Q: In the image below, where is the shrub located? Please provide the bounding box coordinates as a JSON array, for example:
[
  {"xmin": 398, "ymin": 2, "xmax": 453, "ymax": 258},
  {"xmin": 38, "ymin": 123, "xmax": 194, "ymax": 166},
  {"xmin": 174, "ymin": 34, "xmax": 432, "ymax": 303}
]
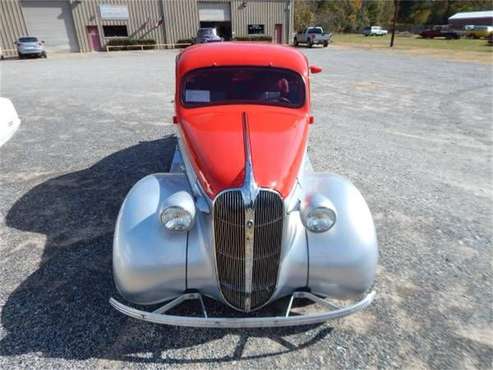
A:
[
  {"xmin": 176, "ymin": 39, "xmax": 193, "ymax": 48},
  {"xmin": 234, "ymin": 36, "xmax": 273, "ymax": 42}
]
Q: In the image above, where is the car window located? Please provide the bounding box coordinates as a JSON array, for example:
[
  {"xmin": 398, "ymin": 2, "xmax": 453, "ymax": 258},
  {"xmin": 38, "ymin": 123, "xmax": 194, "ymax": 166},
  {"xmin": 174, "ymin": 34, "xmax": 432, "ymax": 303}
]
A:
[
  {"xmin": 182, "ymin": 67, "xmax": 305, "ymax": 108},
  {"xmin": 198, "ymin": 28, "xmax": 214, "ymax": 35},
  {"xmin": 308, "ymin": 28, "xmax": 322, "ymax": 34},
  {"xmin": 19, "ymin": 37, "xmax": 38, "ymax": 42}
]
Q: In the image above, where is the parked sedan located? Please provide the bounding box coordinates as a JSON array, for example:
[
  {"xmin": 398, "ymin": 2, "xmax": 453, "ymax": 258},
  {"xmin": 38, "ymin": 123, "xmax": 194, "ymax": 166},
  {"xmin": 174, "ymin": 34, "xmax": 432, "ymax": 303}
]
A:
[
  {"xmin": 193, "ymin": 28, "xmax": 223, "ymax": 44},
  {"xmin": 15, "ymin": 36, "xmax": 47, "ymax": 59}
]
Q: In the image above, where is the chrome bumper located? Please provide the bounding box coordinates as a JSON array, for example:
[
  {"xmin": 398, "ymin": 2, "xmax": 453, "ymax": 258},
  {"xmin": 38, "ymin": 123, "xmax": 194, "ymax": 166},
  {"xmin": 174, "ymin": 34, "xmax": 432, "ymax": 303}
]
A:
[{"xmin": 109, "ymin": 290, "xmax": 375, "ymax": 328}]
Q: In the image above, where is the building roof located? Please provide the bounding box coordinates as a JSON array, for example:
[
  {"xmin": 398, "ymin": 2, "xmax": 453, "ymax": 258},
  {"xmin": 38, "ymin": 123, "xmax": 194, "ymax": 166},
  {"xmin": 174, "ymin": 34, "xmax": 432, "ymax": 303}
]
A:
[
  {"xmin": 176, "ymin": 42, "xmax": 309, "ymax": 77},
  {"xmin": 449, "ymin": 10, "xmax": 493, "ymax": 20}
]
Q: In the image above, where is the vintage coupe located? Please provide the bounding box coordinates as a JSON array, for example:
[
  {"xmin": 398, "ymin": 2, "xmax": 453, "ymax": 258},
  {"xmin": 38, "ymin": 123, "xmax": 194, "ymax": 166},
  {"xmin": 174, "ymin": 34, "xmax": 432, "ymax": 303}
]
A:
[{"xmin": 110, "ymin": 43, "xmax": 378, "ymax": 327}]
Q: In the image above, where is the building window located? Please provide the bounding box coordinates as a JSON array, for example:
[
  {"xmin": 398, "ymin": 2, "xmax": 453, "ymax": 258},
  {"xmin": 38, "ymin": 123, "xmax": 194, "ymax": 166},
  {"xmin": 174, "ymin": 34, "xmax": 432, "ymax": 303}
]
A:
[
  {"xmin": 248, "ymin": 24, "xmax": 265, "ymax": 34},
  {"xmin": 102, "ymin": 25, "xmax": 128, "ymax": 38}
]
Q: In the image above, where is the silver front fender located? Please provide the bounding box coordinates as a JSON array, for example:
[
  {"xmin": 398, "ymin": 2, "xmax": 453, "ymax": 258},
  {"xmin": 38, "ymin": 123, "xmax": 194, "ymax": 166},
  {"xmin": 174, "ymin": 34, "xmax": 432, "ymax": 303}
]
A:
[
  {"xmin": 113, "ymin": 173, "xmax": 191, "ymax": 305},
  {"xmin": 302, "ymin": 173, "xmax": 378, "ymax": 298}
]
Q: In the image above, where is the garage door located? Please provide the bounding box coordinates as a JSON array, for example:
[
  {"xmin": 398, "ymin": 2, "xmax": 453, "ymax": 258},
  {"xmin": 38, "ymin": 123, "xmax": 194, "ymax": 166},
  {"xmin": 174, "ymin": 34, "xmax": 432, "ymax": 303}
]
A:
[
  {"xmin": 22, "ymin": 0, "xmax": 79, "ymax": 52},
  {"xmin": 198, "ymin": 2, "xmax": 231, "ymax": 21}
]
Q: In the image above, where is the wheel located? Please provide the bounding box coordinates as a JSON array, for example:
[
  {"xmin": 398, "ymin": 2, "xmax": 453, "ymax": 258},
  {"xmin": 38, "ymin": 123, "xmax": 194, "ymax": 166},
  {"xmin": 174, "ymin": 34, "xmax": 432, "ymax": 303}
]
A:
[
  {"xmin": 42, "ymin": 51, "xmax": 47, "ymax": 58},
  {"xmin": 18, "ymin": 53, "xmax": 24, "ymax": 59},
  {"xmin": 294, "ymin": 38, "xmax": 299, "ymax": 47},
  {"xmin": 308, "ymin": 40, "xmax": 313, "ymax": 48},
  {"xmin": 323, "ymin": 41, "xmax": 328, "ymax": 47}
]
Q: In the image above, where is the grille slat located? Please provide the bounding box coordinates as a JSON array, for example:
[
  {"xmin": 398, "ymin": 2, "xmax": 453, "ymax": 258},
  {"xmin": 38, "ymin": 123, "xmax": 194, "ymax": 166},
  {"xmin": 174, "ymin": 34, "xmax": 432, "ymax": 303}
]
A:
[{"xmin": 214, "ymin": 189, "xmax": 283, "ymax": 311}]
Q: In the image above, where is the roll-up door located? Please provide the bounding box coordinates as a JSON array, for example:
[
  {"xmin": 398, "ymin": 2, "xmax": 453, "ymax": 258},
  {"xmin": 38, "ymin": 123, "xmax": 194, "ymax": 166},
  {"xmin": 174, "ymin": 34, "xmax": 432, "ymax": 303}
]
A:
[
  {"xmin": 198, "ymin": 2, "xmax": 231, "ymax": 22},
  {"xmin": 22, "ymin": 0, "xmax": 79, "ymax": 52}
]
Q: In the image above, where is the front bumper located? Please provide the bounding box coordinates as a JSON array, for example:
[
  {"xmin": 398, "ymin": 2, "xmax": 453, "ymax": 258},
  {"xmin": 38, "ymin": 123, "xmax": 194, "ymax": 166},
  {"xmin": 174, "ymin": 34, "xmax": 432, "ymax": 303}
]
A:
[
  {"xmin": 18, "ymin": 48, "xmax": 44, "ymax": 55},
  {"xmin": 109, "ymin": 290, "xmax": 375, "ymax": 328}
]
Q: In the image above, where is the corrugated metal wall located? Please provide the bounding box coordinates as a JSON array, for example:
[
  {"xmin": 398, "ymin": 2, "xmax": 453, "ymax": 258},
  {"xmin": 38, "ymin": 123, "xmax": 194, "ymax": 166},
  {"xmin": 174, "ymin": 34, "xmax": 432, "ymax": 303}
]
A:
[
  {"xmin": 0, "ymin": 0, "xmax": 28, "ymax": 57},
  {"xmin": 162, "ymin": 0, "xmax": 199, "ymax": 44},
  {"xmin": 0, "ymin": 0, "xmax": 293, "ymax": 56},
  {"xmin": 72, "ymin": 0, "xmax": 166, "ymax": 52},
  {"xmin": 231, "ymin": 0, "xmax": 291, "ymax": 43}
]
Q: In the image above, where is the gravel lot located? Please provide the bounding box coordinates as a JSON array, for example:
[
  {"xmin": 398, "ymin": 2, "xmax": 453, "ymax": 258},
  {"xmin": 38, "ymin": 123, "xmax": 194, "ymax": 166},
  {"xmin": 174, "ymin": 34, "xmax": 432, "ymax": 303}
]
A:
[{"xmin": 0, "ymin": 47, "xmax": 492, "ymax": 369}]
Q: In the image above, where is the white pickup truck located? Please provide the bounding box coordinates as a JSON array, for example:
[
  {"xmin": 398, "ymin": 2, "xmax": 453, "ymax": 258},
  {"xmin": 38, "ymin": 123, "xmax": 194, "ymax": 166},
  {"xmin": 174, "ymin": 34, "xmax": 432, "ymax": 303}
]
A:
[
  {"xmin": 362, "ymin": 26, "xmax": 388, "ymax": 36},
  {"xmin": 294, "ymin": 27, "xmax": 332, "ymax": 47}
]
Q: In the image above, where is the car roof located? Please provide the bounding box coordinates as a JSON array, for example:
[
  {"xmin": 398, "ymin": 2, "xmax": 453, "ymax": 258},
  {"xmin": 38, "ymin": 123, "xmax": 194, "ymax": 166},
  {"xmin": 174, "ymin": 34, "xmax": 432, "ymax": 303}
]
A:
[{"xmin": 176, "ymin": 42, "xmax": 309, "ymax": 77}]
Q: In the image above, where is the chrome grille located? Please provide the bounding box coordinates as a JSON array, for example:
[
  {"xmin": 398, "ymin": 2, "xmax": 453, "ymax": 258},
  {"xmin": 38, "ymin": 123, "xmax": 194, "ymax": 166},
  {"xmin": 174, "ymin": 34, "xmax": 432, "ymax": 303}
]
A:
[
  {"xmin": 214, "ymin": 190, "xmax": 245, "ymax": 309},
  {"xmin": 214, "ymin": 189, "xmax": 283, "ymax": 311},
  {"xmin": 251, "ymin": 191, "xmax": 283, "ymax": 309}
]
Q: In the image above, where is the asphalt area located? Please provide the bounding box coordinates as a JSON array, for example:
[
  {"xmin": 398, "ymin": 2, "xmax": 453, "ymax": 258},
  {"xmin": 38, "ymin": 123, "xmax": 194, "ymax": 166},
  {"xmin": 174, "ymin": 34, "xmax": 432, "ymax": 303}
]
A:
[{"xmin": 0, "ymin": 47, "xmax": 492, "ymax": 369}]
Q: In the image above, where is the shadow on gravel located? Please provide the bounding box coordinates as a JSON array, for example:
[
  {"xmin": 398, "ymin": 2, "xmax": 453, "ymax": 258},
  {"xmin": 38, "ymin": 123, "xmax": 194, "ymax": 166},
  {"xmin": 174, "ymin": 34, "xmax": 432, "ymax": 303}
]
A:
[{"xmin": 1, "ymin": 136, "xmax": 331, "ymax": 363}]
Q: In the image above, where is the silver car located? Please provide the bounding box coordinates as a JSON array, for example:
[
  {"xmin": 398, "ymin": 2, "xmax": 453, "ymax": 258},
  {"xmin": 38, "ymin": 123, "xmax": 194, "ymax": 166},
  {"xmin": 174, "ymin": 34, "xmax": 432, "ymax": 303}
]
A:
[
  {"xmin": 15, "ymin": 36, "xmax": 47, "ymax": 59},
  {"xmin": 193, "ymin": 28, "xmax": 223, "ymax": 44}
]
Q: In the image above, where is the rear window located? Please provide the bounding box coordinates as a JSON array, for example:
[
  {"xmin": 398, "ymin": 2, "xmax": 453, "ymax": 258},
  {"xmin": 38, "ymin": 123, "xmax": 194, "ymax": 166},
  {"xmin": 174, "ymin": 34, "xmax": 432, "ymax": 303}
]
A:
[
  {"xmin": 182, "ymin": 67, "xmax": 305, "ymax": 108},
  {"xmin": 308, "ymin": 28, "xmax": 322, "ymax": 34},
  {"xmin": 19, "ymin": 37, "xmax": 38, "ymax": 42},
  {"xmin": 198, "ymin": 28, "xmax": 215, "ymax": 36}
]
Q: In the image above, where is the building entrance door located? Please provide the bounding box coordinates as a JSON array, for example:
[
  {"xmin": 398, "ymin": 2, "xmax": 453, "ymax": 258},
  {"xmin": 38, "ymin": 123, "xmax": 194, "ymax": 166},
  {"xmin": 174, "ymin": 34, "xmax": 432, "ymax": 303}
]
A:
[
  {"xmin": 274, "ymin": 24, "xmax": 283, "ymax": 44},
  {"xmin": 86, "ymin": 26, "xmax": 101, "ymax": 51}
]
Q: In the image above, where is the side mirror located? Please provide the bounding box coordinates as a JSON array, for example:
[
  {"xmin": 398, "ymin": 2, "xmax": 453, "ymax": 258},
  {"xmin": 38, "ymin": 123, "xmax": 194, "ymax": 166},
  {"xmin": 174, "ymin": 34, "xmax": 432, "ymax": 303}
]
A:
[
  {"xmin": 42, "ymin": 41, "xmax": 45, "ymax": 44},
  {"xmin": 310, "ymin": 65, "xmax": 322, "ymax": 74}
]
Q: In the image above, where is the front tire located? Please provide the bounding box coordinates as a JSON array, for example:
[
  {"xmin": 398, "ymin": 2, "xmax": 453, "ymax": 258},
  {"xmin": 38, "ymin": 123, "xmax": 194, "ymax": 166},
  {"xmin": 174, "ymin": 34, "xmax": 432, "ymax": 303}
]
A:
[
  {"xmin": 323, "ymin": 41, "xmax": 328, "ymax": 47},
  {"xmin": 42, "ymin": 51, "xmax": 47, "ymax": 58},
  {"xmin": 294, "ymin": 38, "xmax": 299, "ymax": 47},
  {"xmin": 308, "ymin": 40, "xmax": 313, "ymax": 48}
]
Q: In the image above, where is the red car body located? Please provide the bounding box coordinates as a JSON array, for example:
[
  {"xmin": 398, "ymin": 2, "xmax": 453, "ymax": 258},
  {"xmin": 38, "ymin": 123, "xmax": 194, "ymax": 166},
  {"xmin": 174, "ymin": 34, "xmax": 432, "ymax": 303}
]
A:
[{"xmin": 175, "ymin": 43, "xmax": 312, "ymax": 198}]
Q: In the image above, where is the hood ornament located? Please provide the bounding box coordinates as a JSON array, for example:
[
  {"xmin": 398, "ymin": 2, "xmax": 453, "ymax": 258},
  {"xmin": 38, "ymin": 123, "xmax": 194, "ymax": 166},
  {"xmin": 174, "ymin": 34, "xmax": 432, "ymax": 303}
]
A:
[
  {"xmin": 241, "ymin": 112, "xmax": 259, "ymax": 207},
  {"xmin": 241, "ymin": 112, "xmax": 258, "ymax": 312}
]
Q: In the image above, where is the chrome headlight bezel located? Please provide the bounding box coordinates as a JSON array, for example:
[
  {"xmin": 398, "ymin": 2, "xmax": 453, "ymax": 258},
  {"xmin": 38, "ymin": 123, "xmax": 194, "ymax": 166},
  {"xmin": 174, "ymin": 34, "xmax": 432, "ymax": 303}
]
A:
[
  {"xmin": 160, "ymin": 191, "xmax": 196, "ymax": 232},
  {"xmin": 160, "ymin": 206, "xmax": 193, "ymax": 232},
  {"xmin": 300, "ymin": 194, "xmax": 337, "ymax": 233}
]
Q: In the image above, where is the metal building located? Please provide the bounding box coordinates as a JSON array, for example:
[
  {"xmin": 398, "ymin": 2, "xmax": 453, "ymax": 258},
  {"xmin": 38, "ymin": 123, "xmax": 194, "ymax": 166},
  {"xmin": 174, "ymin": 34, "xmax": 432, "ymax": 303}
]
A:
[
  {"xmin": 0, "ymin": 0, "xmax": 293, "ymax": 57},
  {"xmin": 448, "ymin": 10, "xmax": 493, "ymax": 29}
]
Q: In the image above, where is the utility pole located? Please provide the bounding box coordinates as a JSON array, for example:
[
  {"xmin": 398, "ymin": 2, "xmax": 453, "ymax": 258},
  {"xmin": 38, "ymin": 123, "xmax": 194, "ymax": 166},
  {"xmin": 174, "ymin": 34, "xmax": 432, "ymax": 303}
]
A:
[{"xmin": 390, "ymin": 0, "xmax": 399, "ymax": 47}]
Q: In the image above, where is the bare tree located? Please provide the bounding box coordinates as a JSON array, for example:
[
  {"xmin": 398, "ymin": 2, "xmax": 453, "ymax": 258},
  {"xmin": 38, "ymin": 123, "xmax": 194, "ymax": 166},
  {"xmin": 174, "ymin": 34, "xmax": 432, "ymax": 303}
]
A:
[{"xmin": 390, "ymin": 0, "xmax": 399, "ymax": 47}]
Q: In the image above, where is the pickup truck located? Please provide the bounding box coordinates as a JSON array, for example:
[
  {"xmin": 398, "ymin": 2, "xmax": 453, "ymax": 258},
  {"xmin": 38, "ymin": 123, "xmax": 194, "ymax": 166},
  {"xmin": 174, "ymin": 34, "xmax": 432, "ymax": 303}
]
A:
[
  {"xmin": 362, "ymin": 26, "xmax": 388, "ymax": 36},
  {"xmin": 294, "ymin": 27, "xmax": 332, "ymax": 47},
  {"xmin": 420, "ymin": 25, "xmax": 460, "ymax": 39}
]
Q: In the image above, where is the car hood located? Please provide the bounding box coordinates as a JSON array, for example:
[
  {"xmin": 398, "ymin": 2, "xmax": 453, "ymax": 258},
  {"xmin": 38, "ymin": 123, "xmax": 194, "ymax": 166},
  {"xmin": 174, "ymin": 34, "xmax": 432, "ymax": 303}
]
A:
[{"xmin": 179, "ymin": 106, "xmax": 309, "ymax": 199}]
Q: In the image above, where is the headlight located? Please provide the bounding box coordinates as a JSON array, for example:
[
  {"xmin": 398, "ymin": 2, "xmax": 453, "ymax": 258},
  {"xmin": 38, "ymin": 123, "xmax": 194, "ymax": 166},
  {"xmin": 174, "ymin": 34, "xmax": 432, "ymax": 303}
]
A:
[
  {"xmin": 302, "ymin": 206, "xmax": 336, "ymax": 233},
  {"xmin": 300, "ymin": 194, "xmax": 336, "ymax": 233},
  {"xmin": 160, "ymin": 206, "xmax": 193, "ymax": 232}
]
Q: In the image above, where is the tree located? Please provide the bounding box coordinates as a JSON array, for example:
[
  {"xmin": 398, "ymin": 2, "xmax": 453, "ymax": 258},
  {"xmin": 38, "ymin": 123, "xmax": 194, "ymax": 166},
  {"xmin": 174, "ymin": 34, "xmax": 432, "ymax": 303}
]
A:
[
  {"xmin": 390, "ymin": 0, "xmax": 399, "ymax": 47},
  {"xmin": 294, "ymin": 0, "xmax": 315, "ymax": 31}
]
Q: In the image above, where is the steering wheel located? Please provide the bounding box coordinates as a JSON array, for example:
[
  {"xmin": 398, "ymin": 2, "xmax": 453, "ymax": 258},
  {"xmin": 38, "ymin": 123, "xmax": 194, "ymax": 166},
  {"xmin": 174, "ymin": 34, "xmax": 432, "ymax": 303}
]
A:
[{"xmin": 264, "ymin": 96, "xmax": 291, "ymax": 104}]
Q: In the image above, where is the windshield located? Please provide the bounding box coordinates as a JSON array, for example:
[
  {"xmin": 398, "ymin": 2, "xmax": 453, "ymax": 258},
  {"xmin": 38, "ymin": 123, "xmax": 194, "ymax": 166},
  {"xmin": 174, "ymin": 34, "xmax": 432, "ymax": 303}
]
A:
[
  {"xmin": 19, "ymin": 37, "xmax": 38, "ymax": 43},
  {"xmin": 182, "ymin": 67, "xmax": 305, "ymax": 108},
  {"xmin": 198, "ymin": 28, "xmax": 215, "ymax": 36},
  {"xmin": 308, "ymin": 28, "xmax": 322, "ymax": 34}
]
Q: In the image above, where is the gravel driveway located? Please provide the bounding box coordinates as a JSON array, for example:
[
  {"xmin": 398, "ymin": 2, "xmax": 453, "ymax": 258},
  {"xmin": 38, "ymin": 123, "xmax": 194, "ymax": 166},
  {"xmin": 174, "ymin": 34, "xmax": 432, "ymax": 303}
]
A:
[{"xmin": 0, "ymin": 47, "xmax": 492, "ymax": 369}]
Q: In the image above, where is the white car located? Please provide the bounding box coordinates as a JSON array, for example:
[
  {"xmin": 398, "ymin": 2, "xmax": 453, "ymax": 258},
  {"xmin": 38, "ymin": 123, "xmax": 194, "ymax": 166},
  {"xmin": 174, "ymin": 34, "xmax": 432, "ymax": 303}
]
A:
[
  {"xmin": 363, "ymin": 26, "xmax": 388, "ymax": 36},
  {"xmin": 15, "ymin": 36, "xmax": 47, "ymax": 59},
  {"xmin": 0, "ymin": 98, "xmax": 21, "ymax": 147}
]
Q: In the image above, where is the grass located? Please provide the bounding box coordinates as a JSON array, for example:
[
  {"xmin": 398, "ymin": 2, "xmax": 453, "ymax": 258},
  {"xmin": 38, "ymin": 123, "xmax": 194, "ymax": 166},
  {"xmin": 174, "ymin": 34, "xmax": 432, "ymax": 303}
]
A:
[{"xmin": 332, "ymin": 33, "xmax": 493, "ymax": 63}]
